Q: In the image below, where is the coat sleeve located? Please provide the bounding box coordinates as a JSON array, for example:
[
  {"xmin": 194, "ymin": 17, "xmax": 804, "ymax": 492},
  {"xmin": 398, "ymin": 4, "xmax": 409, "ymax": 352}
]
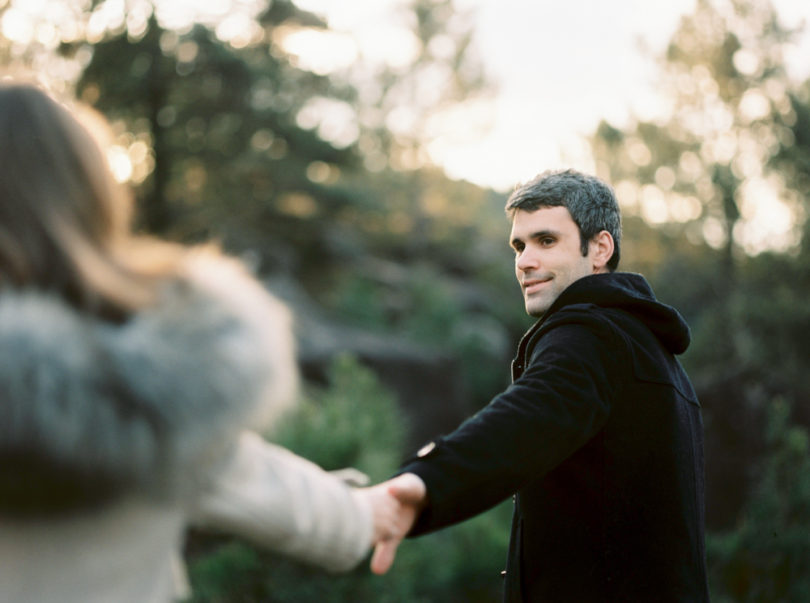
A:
[
  {"xmin": 189, "ymin": 431, "xmax": 373, "ymax": 573},
  {"xmin": 400, "ymin": 313, "xmax": 623, "ymax": 535}
]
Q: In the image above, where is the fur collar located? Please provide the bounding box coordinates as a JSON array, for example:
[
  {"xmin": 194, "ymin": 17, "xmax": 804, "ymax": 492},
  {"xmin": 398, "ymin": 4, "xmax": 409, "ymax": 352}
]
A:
[{"xmin": 0, "ymin": 251, "xmax": 297, "ymax": 512}]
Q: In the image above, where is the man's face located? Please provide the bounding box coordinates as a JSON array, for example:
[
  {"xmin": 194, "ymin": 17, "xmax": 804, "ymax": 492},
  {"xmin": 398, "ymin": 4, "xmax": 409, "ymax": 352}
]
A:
[{"xmin": 509, "ymin": 206, "xmax": 596, "ymax": 317}]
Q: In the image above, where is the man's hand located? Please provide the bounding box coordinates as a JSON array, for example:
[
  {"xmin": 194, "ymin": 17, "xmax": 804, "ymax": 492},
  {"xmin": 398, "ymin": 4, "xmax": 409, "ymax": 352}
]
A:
[{"xmin": 367, "ymin": 473, "xmax": 427, "ymax": 575}]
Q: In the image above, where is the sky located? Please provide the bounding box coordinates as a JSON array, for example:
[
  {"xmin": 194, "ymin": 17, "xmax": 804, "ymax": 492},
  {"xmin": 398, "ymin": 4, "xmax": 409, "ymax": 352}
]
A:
[
  {"xmin": 293, "ymin": 0, "xmax": 810, "ymax": 192},
  {"xmin": 428, "ymin": 0, "xmax": 701, "ymax": 190}
]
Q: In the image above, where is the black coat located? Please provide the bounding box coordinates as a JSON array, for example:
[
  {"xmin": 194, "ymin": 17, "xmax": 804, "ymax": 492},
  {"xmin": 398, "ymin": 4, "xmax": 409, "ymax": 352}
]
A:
[{"xmin": 401, "ymin": 272, "xmax": 709, "ymax": 602}]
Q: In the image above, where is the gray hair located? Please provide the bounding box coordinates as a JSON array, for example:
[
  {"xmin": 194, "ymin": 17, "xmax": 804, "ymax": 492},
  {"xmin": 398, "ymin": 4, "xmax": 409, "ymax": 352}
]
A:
[{"xmin": 505, "ymin": 169, "xmax": 622, "ymax": 271}]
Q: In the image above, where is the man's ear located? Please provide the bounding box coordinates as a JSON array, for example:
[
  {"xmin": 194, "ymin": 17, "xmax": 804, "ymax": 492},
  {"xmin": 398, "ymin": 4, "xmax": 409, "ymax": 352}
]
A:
[{"xmin": 589, "ymin": 230, "xmax": 614, "ymax": 273}]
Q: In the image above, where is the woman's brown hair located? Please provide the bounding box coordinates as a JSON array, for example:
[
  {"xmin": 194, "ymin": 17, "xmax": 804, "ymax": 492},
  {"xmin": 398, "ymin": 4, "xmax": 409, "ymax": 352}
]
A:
[{"xmin": 0, "ymin": 78, "xmax": 188, "ymax": 320}]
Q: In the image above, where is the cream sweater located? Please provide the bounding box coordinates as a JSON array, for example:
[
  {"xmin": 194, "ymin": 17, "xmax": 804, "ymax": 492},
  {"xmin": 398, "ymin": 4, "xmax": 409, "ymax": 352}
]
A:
[{"xmin": 0, "ymin": 251, "xmax": 372, "ymax": 602}]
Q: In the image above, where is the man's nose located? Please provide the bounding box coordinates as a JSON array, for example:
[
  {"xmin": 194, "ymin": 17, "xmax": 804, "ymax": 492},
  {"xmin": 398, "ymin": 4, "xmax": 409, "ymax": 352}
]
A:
[{"xmin": 516, "ymin": 247, "xmax": 539, "ymax": 272}]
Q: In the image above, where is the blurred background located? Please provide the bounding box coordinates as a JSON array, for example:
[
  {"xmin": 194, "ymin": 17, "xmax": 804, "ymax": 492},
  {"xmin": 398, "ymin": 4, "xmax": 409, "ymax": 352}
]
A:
[{"xmin": 3, "ymin": 0, "xmax": 810, "ymax": 600}]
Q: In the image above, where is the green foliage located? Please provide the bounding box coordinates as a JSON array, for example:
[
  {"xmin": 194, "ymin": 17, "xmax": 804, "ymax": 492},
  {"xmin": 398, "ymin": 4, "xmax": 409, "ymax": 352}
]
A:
[
  {"xmin": 708, "ymin": 399, "xmax": 810, "ymax": 602},
  {"xmin": 64, "ymin": 0, "xmax": 492, "ymax": 291},
  {"xmin": 187, "ymin": 504, "xmax": 510, "ymax": 603},
  {"xmin": 328, "ymin": 264, "xmax": 513, "ymax": 411},
  {"xmin": 731, "ymin": 252, "xmax": 810, "ymax": 390},
  {"xmin": 186, "ymin": 541, "xmax": 267, "ymax": 602},
  {"xmin": 390, "ymin": 266, "xmax": 513, "ymax": 403},
  {"xmin": 186, "ymin": 354, "xmax": 510, "ymax": 602},
  {"xmin": 272, "ymin": 353, "xmax": 405, "ymax": 482},
  {"xmin": 327, "ymin": 276, "xmax": 391, "ymax": 332},
  {"xmin": 77, "ymin": 12, "xmax": 361, "ymax": 262}
]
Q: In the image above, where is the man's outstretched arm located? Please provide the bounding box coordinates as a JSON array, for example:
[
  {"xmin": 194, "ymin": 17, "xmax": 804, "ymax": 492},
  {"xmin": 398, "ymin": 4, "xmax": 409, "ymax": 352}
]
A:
[{"xmin": 369, "ymin": 473, "xmax": 427, "ymax": 574}]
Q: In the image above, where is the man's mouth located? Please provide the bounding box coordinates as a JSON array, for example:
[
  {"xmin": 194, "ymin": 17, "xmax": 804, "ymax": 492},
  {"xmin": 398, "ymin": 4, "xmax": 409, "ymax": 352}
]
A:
[{"xmin": 523, "ymin": 277, "xmax": 552, "ymax": 295}]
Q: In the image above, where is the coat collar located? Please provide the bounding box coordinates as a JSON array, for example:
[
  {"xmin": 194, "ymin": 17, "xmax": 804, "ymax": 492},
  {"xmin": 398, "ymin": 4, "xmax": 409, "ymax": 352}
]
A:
[{"xmin": 511, "ymin": 272, "xmax": 690, "ymax": 380}]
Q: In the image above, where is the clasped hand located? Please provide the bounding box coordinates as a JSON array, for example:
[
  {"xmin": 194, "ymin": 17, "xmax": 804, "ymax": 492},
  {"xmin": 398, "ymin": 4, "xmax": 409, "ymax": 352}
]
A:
[{"xmin": 357, "ymin": 473, "xmax": 427, "ymax": 574}]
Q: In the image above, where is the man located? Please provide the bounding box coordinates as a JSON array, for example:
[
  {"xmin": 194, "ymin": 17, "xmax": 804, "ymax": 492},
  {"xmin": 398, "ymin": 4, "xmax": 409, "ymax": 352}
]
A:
[{"xmin": 370, "ymin": 169, "xmax": 709, "ymax": 601}]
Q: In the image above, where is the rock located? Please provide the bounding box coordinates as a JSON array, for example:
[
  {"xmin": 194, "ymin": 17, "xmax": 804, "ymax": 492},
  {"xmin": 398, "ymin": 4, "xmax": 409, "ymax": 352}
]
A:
[{"xmin": 267, "ymin": 276, "xmax": 470, "ymax": 449}]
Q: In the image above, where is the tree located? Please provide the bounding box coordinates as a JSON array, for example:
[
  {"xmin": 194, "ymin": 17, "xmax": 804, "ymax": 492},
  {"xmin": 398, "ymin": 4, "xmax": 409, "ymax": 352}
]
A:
[
  {"xmin": 61, "ymin": 0, "xmax": 494, "ymax": 292},
  {"xmin": 591, "ymin": 0, "xmax": 803, "ymax": 276},
  {"xmin": 75, "ymin": 1, "xmax": 362, "ymax": 279}
]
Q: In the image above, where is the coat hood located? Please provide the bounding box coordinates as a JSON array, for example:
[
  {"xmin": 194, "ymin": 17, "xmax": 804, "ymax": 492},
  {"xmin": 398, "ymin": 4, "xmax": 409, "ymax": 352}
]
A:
[
  {"xmin": 542, "ymin": 272, "xmax": 691, "ymax": 355},
  {"xmin": 0, "ymin": 251, "xmax": 298, "ymax": 515}
]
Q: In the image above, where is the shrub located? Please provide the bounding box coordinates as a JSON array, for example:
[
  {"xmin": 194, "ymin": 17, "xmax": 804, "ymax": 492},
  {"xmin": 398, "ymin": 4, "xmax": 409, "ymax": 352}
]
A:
[
  {"xmin": 708, "ymin": 399, "xmax": 810, "ymax": 602},
  {"xmin": 186, "ymin": 354, "xmax": 509, "ymax": 602}
]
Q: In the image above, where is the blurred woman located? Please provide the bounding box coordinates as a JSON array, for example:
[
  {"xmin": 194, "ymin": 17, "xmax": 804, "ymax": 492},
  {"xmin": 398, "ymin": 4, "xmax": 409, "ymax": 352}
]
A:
[{"xmin": 0, "ymin": 78, "xmax": 395, "ymax": 602}]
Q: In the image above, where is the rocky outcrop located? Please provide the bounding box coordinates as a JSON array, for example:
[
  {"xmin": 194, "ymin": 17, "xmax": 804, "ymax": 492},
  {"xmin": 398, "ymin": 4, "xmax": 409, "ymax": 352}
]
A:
[{"xmin": 267, "ymin": 276, "xmax": 470, "ymax": 449}]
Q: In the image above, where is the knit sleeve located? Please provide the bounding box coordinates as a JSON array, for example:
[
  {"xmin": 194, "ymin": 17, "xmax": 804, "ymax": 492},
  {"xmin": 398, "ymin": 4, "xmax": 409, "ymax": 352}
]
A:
[{"xmin": 189, "ymin": 431, "xmax": 373, "ymax": 573}]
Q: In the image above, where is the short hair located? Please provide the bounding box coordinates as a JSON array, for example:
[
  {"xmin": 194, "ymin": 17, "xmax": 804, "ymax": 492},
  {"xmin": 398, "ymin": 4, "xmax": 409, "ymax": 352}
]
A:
[{"xmin": 505, "ymin": 169, "xmax": 622, "ymax": 271}]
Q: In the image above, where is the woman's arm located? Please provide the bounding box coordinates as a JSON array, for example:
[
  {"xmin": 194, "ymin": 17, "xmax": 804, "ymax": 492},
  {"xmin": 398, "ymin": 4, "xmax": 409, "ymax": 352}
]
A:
[{"xmin": 190, "ymin": 431, "xmax": 383, "ymax": 572}]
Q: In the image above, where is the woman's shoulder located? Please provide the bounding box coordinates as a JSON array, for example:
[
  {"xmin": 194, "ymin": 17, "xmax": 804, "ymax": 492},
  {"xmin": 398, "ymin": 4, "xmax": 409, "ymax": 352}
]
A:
[
  {"xmin": 172, "ymin": 247, "xmax": 293, "ymax": 335},
  {"xmin": 0, "ymin": 250, "xmax": 299, "ymax": 512},
  {"xmin": 156, "ymin": 248, "xmax": 299, "ymax": 424}
]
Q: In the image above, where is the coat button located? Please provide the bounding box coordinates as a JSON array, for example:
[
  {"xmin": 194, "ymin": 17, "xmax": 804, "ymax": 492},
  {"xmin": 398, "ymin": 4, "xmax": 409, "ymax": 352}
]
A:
[{"xmin": 417, "ymin": 441, "xmax": 436, "ymax": 457}]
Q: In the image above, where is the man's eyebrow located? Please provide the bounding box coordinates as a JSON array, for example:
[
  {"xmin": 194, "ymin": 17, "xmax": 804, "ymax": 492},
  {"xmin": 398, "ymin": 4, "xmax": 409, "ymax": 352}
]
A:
[{"xmin": 529, "ymin": 229, "xmax": 558, "ymax": 239}]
